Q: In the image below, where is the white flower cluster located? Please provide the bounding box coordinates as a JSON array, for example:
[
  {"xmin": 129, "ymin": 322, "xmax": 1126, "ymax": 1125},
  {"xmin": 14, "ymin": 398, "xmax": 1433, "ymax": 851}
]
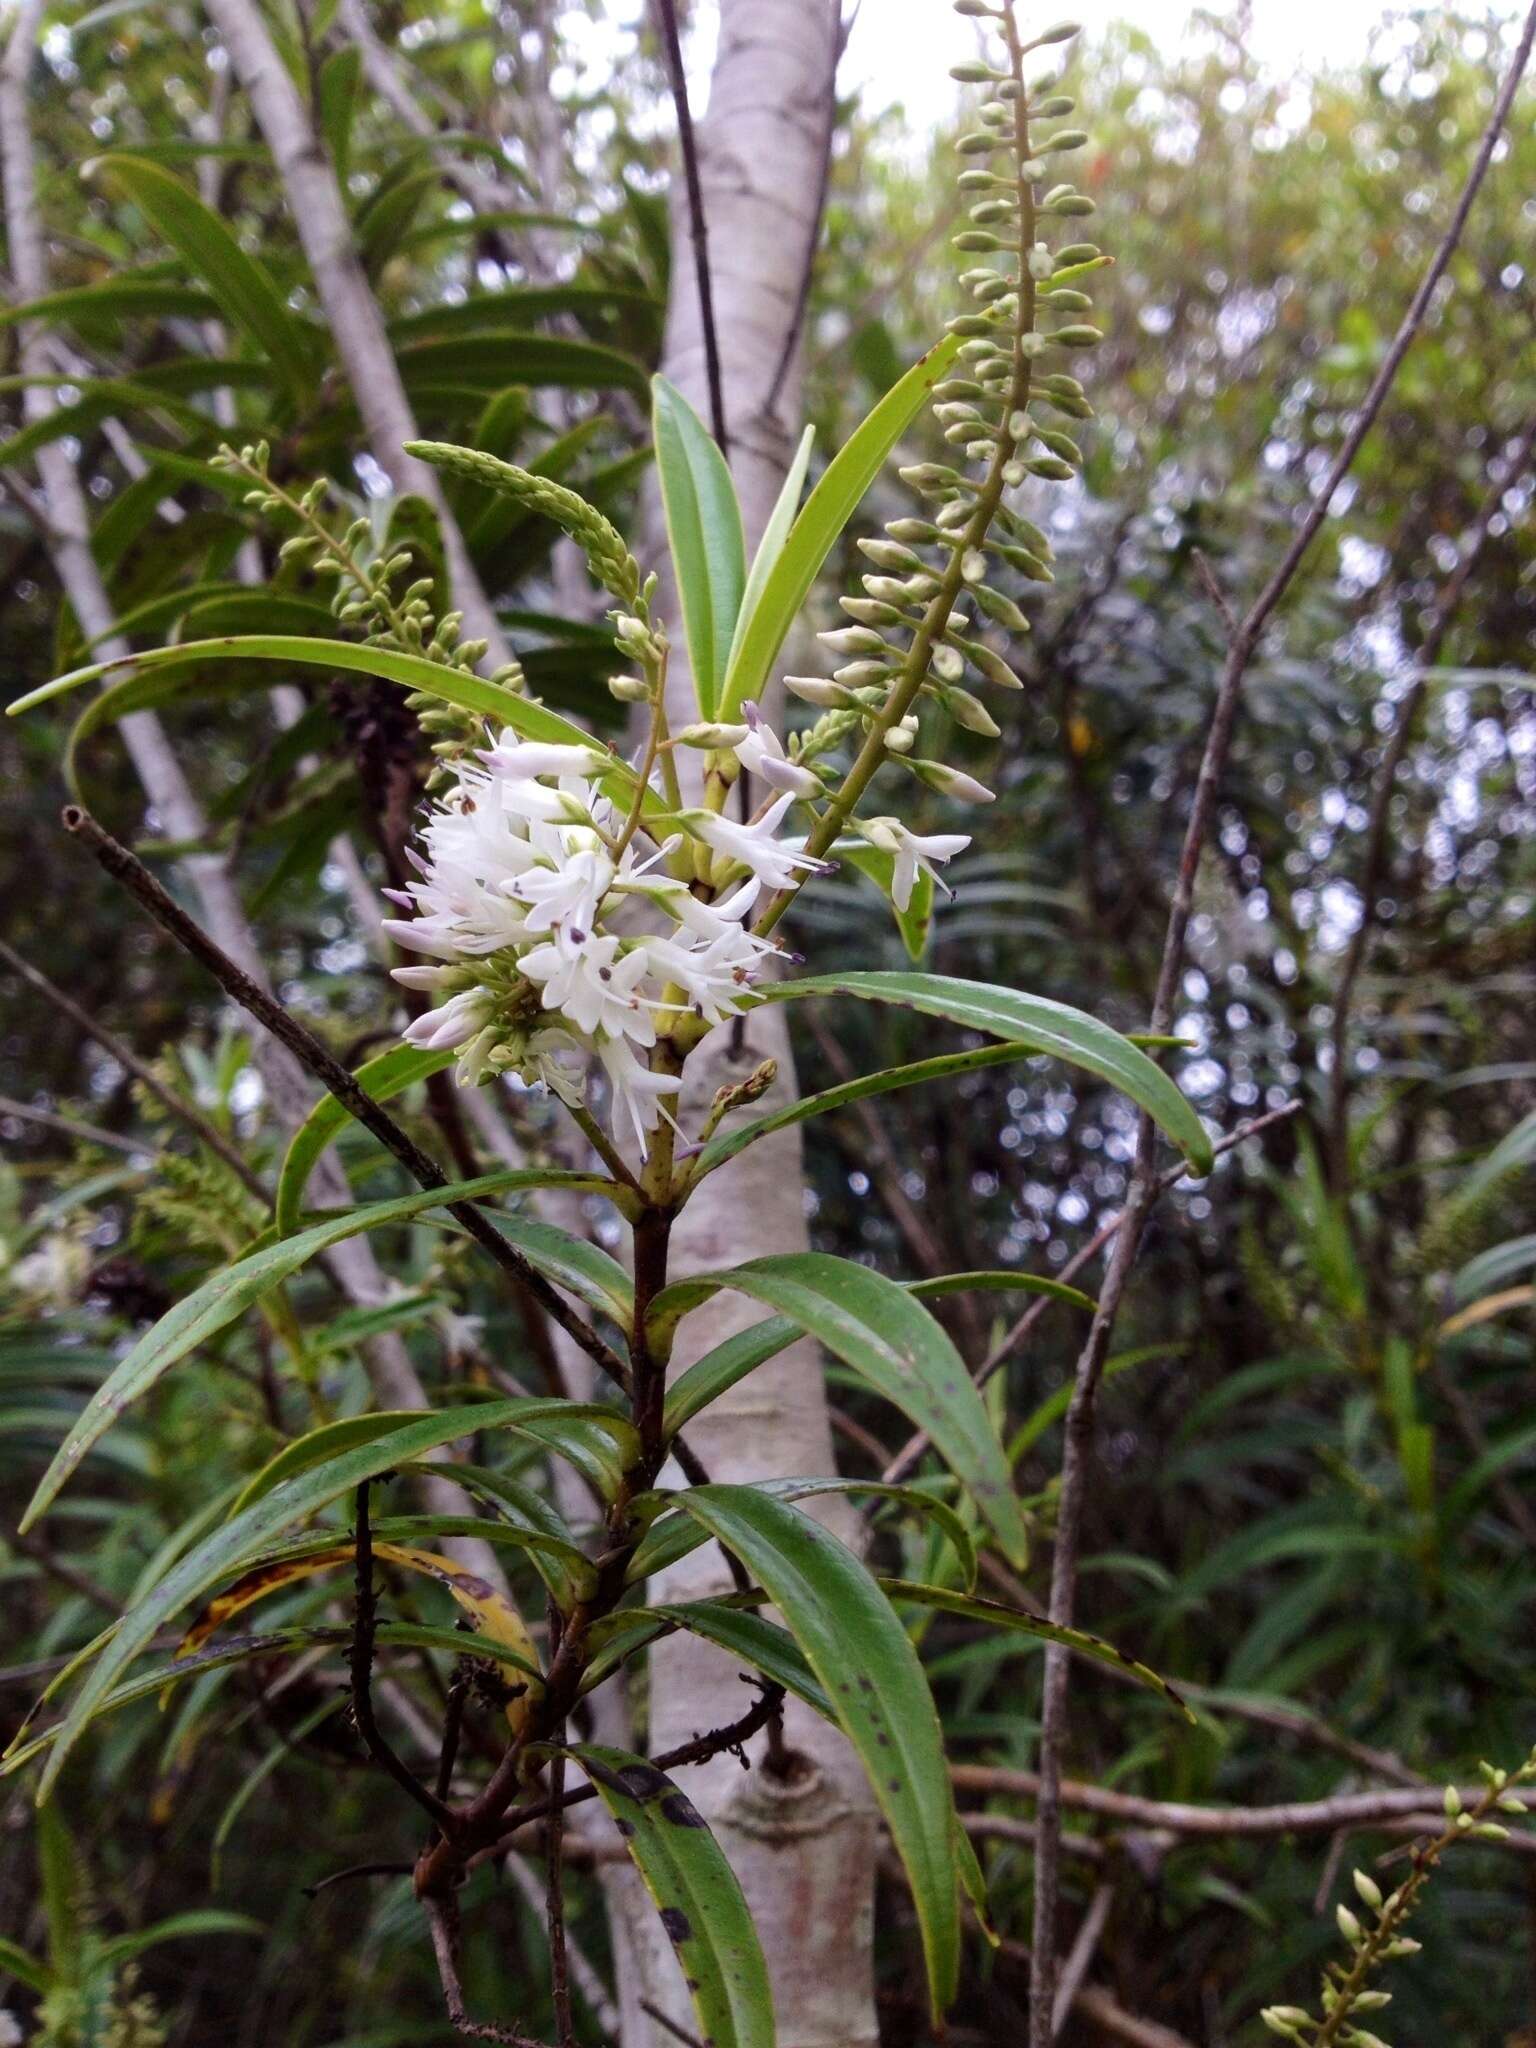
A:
[{"xmin": 384, "ymin": 737, "xmax": 828, "ymax": 1143}]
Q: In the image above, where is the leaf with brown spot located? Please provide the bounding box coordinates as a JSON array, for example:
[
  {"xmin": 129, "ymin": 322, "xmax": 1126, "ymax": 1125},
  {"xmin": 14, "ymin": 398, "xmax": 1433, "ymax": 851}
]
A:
[
  {"xmin": 561, "ymin": 1742, "xmax": 773, "ymax": 2048},
  {"xmin": 176, "ymin": 1539, "xmax": 543, "ymax": 1730}
]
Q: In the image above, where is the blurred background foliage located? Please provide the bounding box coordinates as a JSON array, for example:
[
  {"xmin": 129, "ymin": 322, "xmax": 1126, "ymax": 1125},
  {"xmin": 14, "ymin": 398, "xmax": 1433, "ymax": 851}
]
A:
[{"xmin": 1, "ymin": 3, "xmax": 1533, "ymax": 2043}]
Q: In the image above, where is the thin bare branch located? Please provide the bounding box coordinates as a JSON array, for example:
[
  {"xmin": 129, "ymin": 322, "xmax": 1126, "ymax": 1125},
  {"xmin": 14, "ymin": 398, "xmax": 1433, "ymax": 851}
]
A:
[
  {"xmin": 350, "ymin": 1481, "xmax": 457, "ymax": 1834},
  {"xmin": 1325, "ymin": 410, "xmax": 1536, "ymax": 1178},
  {"xmin": 0, "ymin": 934, "xmax": 268, "ymax": 1199},
  {"xmin": 653, "ymin": 0, "xmax": 727, "ymax": 454},
  {"xmin": 1052, "ymin": 1881, "xmax": 1114, "ymax": 2038}
]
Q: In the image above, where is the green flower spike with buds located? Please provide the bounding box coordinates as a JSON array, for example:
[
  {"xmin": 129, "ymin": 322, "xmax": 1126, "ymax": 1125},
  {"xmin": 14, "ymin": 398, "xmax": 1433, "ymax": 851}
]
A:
[
  {"xmin": 1261, "ymin": 1748, "xmax": 1536, "ymax": 2047},
  {"xmin": 210, "ymin": 441, "xmax": 525, "ymax": 784},
  {"xmin": 753, "ymin": 2, "xmax": 1106, "ymax": 936}
]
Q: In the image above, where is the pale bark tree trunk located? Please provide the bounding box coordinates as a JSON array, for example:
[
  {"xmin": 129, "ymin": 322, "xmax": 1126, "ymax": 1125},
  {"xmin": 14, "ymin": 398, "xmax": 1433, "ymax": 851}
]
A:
[
  {"xmin": 0, "ymin": 0, "xmax": 467, "ymax": 1442},
  {"xmin": 629, "ymin": 9, "xmax": 880, "ymax": 2046},
  {"xmin": 200, "ymin": 0, "xmax": 513, "ymax": 672}
]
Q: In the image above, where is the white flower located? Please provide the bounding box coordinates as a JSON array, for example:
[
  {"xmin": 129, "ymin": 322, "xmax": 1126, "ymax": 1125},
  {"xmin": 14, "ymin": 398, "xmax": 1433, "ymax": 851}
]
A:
[
  {"xmin": 401, "ymin": 986, "xmax": 492, "ymax": 1052},
  {"xmin": 734, "ymin": 700, "xmax": 821, "ymax": 798},
  {"xmin": 511, "ymin": 840, "xmax": 616, "ymax": 934},
  {"xmin": 520, "ymin": 930, "xmax": 656, "ymax": 1044},
  {"xmin": 690, "ymin": 793, "xmax": 834, "ymax": 893},
  {"xmin": 598, "ymin": 1037, "xmax": 682, "ymax": 1148},
  {"xmin": 484, "ymin": 737, "xmax": 615, "ymax": 782},
  {"xmin": 859, "ymin": 817, "xmax": 971, "ymax": 912},
  {"xmin": 639, "ymin": 923, "xmax": 772, "ymax": 1026}
]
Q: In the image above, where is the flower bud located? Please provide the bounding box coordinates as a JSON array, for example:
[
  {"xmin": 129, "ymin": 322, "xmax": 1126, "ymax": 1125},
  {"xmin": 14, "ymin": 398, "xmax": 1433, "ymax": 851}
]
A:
[
  {"xmin": 949, "ymin": 59, "xmax": 999, "ymax": 81},
  {"xmin": 1033, "ymin": 94, "xmax": 1075, "ymax": 115},
  {"xmin": 1353, "ymin": 1870, "xmax": 1383, "ymax": 1911},
  {"xmin": 818, "ymin": 625, "xmax": 888, "ymax": 655},
  {"xmin": 858, "ymin": 538, "xmax": 925, "ymax": 572},
  {"xmin": 943, "ymin": 685, "xmax": 1000, "ymax": 737},
  {"xmin": 1052, "ymin": 323, "xmax": 1105, "ymax": 347},
  {"xmin": 607, "ymin": 673, "xmax": 650, "ymax": 702},
  {"xmin": 1336, "ymin": 1905, "xmax": 1362, "ymax": 1944},
  {"xmin": 1031, "ymin": 21, "xmax": 1082, "ymax": 45},
  {"xmin": 1043, "ymin": 128, "xmax": 1089, "ymax": 151},
  {"xmin": 931, "ymin": 643, "xmax": 965, "ymax": 684},
  {"xmin": 675, "ymin": 722, "xmax": 750, "ymax": 749},
  {"xmin": 784, "ymin": 677, "xmax": 855, "ymax": 706},
  {"xmin": 910, "ymin": 758, "xmax": 996, "ymax": 802}
]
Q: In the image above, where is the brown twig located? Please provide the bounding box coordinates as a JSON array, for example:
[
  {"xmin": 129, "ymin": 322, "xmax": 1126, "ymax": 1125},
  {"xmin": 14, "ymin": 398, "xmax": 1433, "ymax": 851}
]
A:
[
  {"xmin": 350, "ymin": 1480, "xmax": 457, "ymax": 1834},
  {"xmin": 426, "ymin": 1893, "xmax": 550, "ymax": 2046},
  {"xmin": 1025, "ymin": 21, "xmax": 1536, "ymax": 2033},
  {"xmin": 467, "ymin": 1677, "xmax": 786, "ymax": 1874},
  {"xmin": 60, "ymin": 804, "xmax": 630, "ymax": 1390},
  {"xmin": 641, "ymin": 2001, "xmax": 708, "ymax": 2048},
  {"xmin": 653, "ymin": 0, "xmax": 726, "ymax": 455},
  {"xmin": 0, "ymin": 934, "xmax": 268, "ymax": 1198},
  {"xmin": 1052, "ymin": 1880, "xmax": 1114, "ymax": 2039},
  {"xmin": 1324, "ymin": 410, "xmax": 1536, "ymax": 1183},
  {"xmin": 0, "ymin": 1092, "xmax": 149, "ymax": 1159},
  {"xmin": 546, "ymin": 1735, "xmax": 574, "ymax": 2048},
  {"xmin": 954, "ymin": 1763, "xmax": 1536, "ymax": 1851}
]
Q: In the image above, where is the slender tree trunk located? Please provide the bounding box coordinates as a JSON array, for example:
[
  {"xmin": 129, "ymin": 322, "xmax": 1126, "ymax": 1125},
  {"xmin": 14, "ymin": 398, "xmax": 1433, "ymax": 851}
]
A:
[
  {"xmin": 630, "ymin": 9, "xmax": 880, "ymax": 2045},
  {"xmin": 200, "ymin": 0, "xmax": 512, "ymax": 671}
]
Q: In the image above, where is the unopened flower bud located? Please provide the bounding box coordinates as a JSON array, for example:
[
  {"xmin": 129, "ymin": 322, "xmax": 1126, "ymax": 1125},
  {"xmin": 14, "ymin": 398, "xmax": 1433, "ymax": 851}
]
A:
[
  {"xmin": 1336, "ymin": 1905, "xmax": 1362, "ymax": 1945},
  {"xmin": 607, "ymin": 673, "xmax": 650, "ymax": 703},
  {"xmin": 676, "ymin": 722, "xmax": 750, "ymax": 749},
  {"xmin": 910, "ymin": 758, "xmax": 996, "ymax": 802},
  {"xmin": 1353, "ymin": 1870, "xmax": 1383, "ymax": 1912}
]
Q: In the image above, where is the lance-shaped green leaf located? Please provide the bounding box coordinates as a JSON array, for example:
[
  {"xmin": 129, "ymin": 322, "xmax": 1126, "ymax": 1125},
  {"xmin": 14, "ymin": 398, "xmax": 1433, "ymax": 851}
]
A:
[
  {"xmin": 625, "ymin": 1475, "xmax": 978, "ymax": 1590},
  {"xmin": 581, "ymin": 1601, "xmax": 835, "ymax": 1719},
  {"xmin": 21, "ymin": 1168, "xmax": 611, "ymax": 1532},
  {"xmin": 689, "ymin": 1040, "xmax": 1030, "ymax": 1179},
  {"xmin": 90, "ymin": 156, "xmax": 313, "ymax": 406},
  {"xmin": 11, "ymin": 638, "xmax": 670, "ymax": 830},
  {"xmin": 25, "ymin": 1402, "xmax": 557, "ymax": 1799},
  {"xmin": 442, "ymin": 1212, "xmax": 634, "ymax": 1331},
  {"xmin": 652, "ymin": 375, "xmax": 746, "ymax": 719},
  {"xmin": 718, "ymin": 329, "xmax": 972, "ymax": 718},
  {"xmin": 662, "ymin": 1315, "xmax": 801, "ymax": 1436},
  {"xmin": 674, "ymin": 1486, "xmax": 960, "ymax": 2017},
  {"xmin": 726, "ymin": 425, "xmax": 814, "ymax": 676},
  {"xmin": 879, "ymin": 1580, "xmax": 1193, "ymax": 1720},
  {"xmin": 759, "ymin": 971, "xmax": 1213, "ymax": 1174},
  {"xmin": 909, "ymin": 1270, "xmax": 1096, "ymax": 1311},
  {"xmin": 2, "ymin": 1619, "xmax": 554, "ymax": 1781},
  {"xmin": 274, "ymin": 1043, "xmax": 454, "ymax": 1235},
  {"xmin": 565, "ymin": 1743, "xmax": 774, "ymax": 2048},
  {"xmin": 0, "ymin": 278, "xmax": 220, "ymax": 331},
  {"xmin": 648, "ymin": 1253, "xmax": 1028, "ymax": 1566}
]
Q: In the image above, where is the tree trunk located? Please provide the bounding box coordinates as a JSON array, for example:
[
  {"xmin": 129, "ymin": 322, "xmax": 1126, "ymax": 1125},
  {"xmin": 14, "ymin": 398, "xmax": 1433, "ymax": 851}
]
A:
[{"xmin": 630, "ymin": 8, "xmax": 881, "ymax": 2045}]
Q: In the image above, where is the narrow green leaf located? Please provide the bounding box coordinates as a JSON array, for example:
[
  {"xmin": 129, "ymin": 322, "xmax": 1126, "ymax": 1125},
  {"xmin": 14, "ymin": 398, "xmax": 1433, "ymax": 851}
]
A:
[
  {"xmin": 760, "ymin": 971, "xmax": 1214, "ymax": 1174},
  {"xmin": 626, "ymin": 1476, "xmax": 977, "ymax": 1591},
  {"xmin": 581, "ymin": 1601, "xmax": 835, "ymax": 1720},
  {"xmin": 565, "ymin": 1742, "xmax": 774, "ymax": 2048},
  {"xmin": 909, "ymin": 1270, "xmax": 1096, "ymax": 1312},
  {"xmin": 0, "ymin": 1936, "xmax": 49, "ymax": 1994},
  {"xmin": 718, "ymin": 330, "xmax": 970, "ymax": 719},
  {"xmin": 0, "ymin": 278, "xmax": 218, "ymax": 330},
  {"xmin": 652, "ymin": 375, "xmax": 746, "ymax": 718},
  {"xmin": 273, "ymin": 1044, "xmax": 451, "ymax": 1235},
  {"xmin": 97, "ymin": 1911, "xmax": 264, "ymax": 1970},
  {"xmin": 726, "ymin": 424, "xmax": 814, "ymax": 675},
  {"xmin": 21, "ymin": 1167, "xmax": 612, "ymax": 1531},
  {"xmin": 92, "ymin": 156, "xmax": 312, "ymax": 405},
  {"xmin": 675, "ymin": 1487, "xmax": 960, "ymax": 2017},
  {"xmin": 880, "ymin": 1580, "xmax": 1193, "ymax": 1719},
  {"xmin": 662, "ymin": 1316, "xmax": 801, "ymax": 1436},
  {"xmin": 649, "ymin": 1252, "xmax": 1028, "ymax": 1567},
  {"xmin": 691, "ymin": 1040, "xmax": 1030, "ymax": 1177},
  {"xmin": 27, "ymin": 1403, "xmax": 556, "ymax": 1799},
  {"xmin": 451, "ymin": 1212, "xmax": 634, "ymax": 1331}
]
